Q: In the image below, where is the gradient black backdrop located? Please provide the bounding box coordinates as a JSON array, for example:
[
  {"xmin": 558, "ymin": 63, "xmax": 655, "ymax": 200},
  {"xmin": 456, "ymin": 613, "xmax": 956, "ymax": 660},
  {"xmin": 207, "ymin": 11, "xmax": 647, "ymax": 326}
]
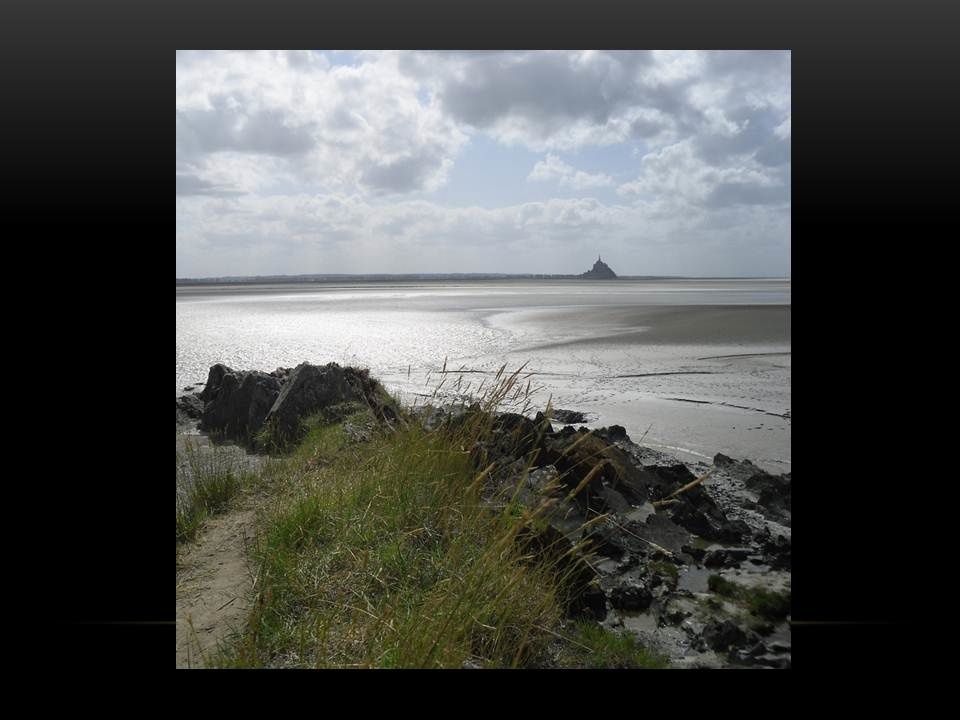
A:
[{"xmin": 8, "ymin": 0, "xmax": 951, "ymax": 681}]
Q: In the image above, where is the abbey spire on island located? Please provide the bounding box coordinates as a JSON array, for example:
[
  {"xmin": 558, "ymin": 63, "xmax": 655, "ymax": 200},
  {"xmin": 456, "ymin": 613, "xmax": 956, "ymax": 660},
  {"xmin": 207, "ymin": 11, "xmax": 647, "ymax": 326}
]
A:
[{"xmin": 579, "ymin": 255, "xmax": 618, "ymax": 279}]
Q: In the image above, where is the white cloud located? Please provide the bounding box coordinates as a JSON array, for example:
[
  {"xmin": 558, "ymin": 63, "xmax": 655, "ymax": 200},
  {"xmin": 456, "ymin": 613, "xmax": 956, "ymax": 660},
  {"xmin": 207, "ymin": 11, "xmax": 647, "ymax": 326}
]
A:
[
  {"xmin": 176, "ymin": 50, "xmax": 468, "ymax": 197},
  {"xmin": 527, "ymin": 154, "xmax": 614, "ymax": 189},
  {"xmin": 176, "ymin": 50, "xmax": 790, "ymax": 277}
]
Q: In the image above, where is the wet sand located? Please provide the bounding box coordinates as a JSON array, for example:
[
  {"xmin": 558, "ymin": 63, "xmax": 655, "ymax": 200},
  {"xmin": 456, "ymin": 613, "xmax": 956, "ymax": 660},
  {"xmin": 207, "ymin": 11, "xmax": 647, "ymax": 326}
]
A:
[{"xmin": 492, "ymin": 305, "xmax": 790, "ymax": 349}]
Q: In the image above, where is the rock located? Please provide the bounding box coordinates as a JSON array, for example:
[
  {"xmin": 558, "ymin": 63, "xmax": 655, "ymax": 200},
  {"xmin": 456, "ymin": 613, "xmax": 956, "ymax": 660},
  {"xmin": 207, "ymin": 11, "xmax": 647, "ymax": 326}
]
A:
[
  {"xmin": 755, "ymin": 653, "xmax": 791, "ymax": 669},
  {"xmin": 634, "ymin": 513, "xmax": 692, "ymax": 555},
  {"xmin": 703, "ymin": 546, "xmax": 752, "ymax": 568},
  {"xmin": 538, "ymin": 431, "xmax": 658, "ymax": 512},
  {"xmin": 525, "ymin": 465, "xmax": 560, "ymax": 494},
  {"xmin": 584, "ymin": 521, "xmax": 636, "ymax": 558},
  {"xmin": 262, "ymin": 362, "xmax": 361, "ymax": 442},
  {"xmin": 681, "ymin": 544, "xmax": 707, "ymax": 562},
  {"xmin": 662, "ymin": 602, "xmax": 691, "ymax": 626},
  {"xmin": 198, "ymin": 365, "xmax": 283, "ymax": 442},
  {"xmin": 176, "ymin": 393, "xmax": 204, "ymax": 420},
  {"xmin": 761, "ymin": 533, "xmax": 792, "ymax": 570},
  {"xmin": 476, "ymin": 412, "xmax": 545, "ymax": 467},
  {"xmin": 608, "ymin": 580, "xmax": 653, "ymax": 611},
  {"xmin": 595, "ymin": 425, "xmax": 628, "ymax": 442},
  {"xmin": 747, "ymin": 470, "xmax": 792, "ymax": 522},
  {"xmin": 596, "ymin": 486, "xmax": 631, "ymax": 514},
  {"xmin": 551, "ymin": 409, "xmax": 588, "ymax": 424},
  {"xmin": 516, "ymin": 519, "xmax": 605, "ymax": 620},
  {"xmin": 670, "ymin": 499, "xmax": 750, "ymax": 543},
  {"xmin": 270, "ymin": 367, "xmax": 293, "ymax": 381},
  {"xmin": 701, "ymin": 619, "xmax": 748, "ymax": 652}
]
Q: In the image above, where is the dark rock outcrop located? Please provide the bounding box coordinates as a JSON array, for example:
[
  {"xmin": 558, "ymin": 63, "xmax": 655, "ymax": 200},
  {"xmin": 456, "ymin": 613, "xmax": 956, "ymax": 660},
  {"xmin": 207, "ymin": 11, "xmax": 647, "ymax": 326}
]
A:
[
  {"xmin": 188, "ymin": 361, "xmax": 399, "ymax": 447},
  {"xmin": 550, "ymin": 409, "xmax": 589, "ymax": 424},
  {"xmin": 199, "ymin": 365, "xmax": 283, "ymax": 442},
  {"xmin": 263, "ymin": 362, "xmax": 358, "ymax": 441},
  {"xmin": 703, "ymin": 546, "xmax": 752, "ymax": 568},
  {"xmin": 608, "ymin": 580, "xmax": 653, "ymax": 611},
  {"xmin": 176, "ymin": 392, "xmax": 204, "ymax": 420},
  {"xmin": 701, "ymin": 619, "xmax": 748, "ymax": 652},
  {"xmin": 713, "ymin": 453, "xmax": 791, "ymax": 526}
]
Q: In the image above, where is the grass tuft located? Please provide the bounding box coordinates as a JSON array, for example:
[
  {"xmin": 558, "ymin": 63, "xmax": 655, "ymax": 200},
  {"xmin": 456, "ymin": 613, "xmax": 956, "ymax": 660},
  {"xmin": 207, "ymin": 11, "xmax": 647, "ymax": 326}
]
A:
[
  {"xmin": 176, "ymin": 439, "xmax": 256, "ymax": 547},
  {"xmin": 553, "ymin": 621, "xmax": 668, "ymax": 668},
  {"xmin": 707, "ymin": 574, "xmax": 791, "ymax": 620}
]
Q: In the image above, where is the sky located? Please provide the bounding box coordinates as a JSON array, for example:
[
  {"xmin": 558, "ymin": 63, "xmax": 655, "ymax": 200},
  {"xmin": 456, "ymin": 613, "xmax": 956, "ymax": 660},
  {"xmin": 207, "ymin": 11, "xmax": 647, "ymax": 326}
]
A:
[{"xmin": 176, "ymin": 50, "xmax": 791, "ymax": 278}]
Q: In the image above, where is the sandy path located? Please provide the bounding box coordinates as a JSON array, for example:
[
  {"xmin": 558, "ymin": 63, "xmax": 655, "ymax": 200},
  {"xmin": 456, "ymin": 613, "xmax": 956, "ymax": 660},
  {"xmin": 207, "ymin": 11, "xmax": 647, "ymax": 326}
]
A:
[{"xmin": 176, "ymin": 504, "xmax": 258, "ymax": 668}]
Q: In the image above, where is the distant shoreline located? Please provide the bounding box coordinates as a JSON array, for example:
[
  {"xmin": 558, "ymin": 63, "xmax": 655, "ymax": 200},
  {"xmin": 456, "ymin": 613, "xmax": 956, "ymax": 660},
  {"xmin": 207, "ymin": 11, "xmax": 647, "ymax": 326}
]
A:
[{"xmin": 176, "ymin": 274, "xmax": 790, "ymax": 286}]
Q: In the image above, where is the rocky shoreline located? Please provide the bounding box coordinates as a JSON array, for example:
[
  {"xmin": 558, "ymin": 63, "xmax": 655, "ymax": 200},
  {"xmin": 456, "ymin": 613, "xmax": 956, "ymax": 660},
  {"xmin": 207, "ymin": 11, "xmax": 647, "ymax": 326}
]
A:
[{"xmin": 177, "ymin": 362, "xmax": 791, "ymax": 669}]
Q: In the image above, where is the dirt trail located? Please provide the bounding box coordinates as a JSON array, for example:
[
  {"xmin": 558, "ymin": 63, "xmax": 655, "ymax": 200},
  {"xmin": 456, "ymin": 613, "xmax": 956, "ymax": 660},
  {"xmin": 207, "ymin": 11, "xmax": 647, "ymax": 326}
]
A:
[{"xmin": 176, "ymin": 503, "xmax": 259, "ymax": 668}]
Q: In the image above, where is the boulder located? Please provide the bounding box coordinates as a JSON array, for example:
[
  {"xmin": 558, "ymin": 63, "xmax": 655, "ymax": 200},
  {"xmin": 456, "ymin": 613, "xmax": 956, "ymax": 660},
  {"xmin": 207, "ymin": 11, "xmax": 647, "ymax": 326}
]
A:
[
  {"xmin": 199, "ymin": 365, "xmax": 283, "ymax": 442},
  {"xmin": 701, "ymin": 619, "xmax": 748, "ymax": 652},
  {"xmin": 608, "ymin": 580, "xmax": 653, "ymax": 611},
  {"xmin": 262, "ymin": 362, "xmax": 362, "ymax": 441},
  {"xmin": 703, "ymin": 546, "xmax": 752, "ymax": 568},
  {"xmin": 539, "ymin": 432, "xmax": 662, "ymax": 513},
  {"xmin": 515, "ymin": 520, "xmax": 605, "ymax": 620},
  {"xmin": 594, "ymin": 425, "xmax": 628, "ymax": 443},
  {"xmin": 551, "ymin": 409, "xmax": 588, "ymax": 424},
  {"xmin": 175, "ymin": 393, "xmax": 204, "ymax": 420}
]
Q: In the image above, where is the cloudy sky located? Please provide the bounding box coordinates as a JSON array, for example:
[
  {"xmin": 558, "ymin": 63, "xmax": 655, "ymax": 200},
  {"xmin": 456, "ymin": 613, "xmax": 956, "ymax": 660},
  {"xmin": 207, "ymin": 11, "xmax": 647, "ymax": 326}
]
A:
[{"xmin": 176, "ymin": 50, "xmax": 790, "ymax": 278}]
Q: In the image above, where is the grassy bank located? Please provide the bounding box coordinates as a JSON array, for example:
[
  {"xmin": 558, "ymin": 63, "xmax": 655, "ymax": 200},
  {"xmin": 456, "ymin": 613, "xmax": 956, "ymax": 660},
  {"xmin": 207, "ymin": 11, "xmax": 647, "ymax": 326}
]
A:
[{"xmin": 197, "ymin": 372, "xmax": 665, "ymax": 669}]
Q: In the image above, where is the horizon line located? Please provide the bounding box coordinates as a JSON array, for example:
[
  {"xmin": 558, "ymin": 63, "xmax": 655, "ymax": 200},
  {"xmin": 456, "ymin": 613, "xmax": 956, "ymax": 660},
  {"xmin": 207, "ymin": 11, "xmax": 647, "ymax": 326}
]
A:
[{"xmin": 176, "ymin": 272, "xmax": 791, "ymax": 283}]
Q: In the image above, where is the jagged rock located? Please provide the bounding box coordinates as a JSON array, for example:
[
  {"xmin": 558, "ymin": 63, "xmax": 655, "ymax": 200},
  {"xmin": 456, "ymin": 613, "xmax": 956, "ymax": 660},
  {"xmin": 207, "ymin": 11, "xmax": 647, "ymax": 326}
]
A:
[
  {"xmin": 551, "ymin": 409, "xmax": 588, "ymax": 424},
  {"xmin": 199, "ymin": 364, "xmax": 283, "ymax": 442},
  {"xmin": 760, "ymin": 533, "xmax": 792, "ymax": 570},
  {"xmin": 270, "ymin": 367, "xmax": 293, "ymax": 381},
  {"xmin": 662, "ymin": 601, "xmax": 692, "ymax": 626},
  {"xmin": 176, "ymin": 393, "xmax": 204, "ymax": 420},
  {"xmin": 669, "ymin": 499, "xmax": 750, "ymax": 543},
  {"xmin": 596, "ymin": 486, "xmax": 631, "ymax": 514},
  {"xmin": 473, "ymin": 412, "xmax": 546, "ymax": 468},
  {"xmin": 701, "ymin": 619, "xmax": 748, "ymax": 652},
  {"xmin": 595, "ymin": 425, "xmax": 628, "ymax": 442},
  {"xmin": 634, "ymin": 513, "xmax": 691, "ymax": 555},
  {"xmin": 515, "ymin": 518, "xmax": 605, "ymax": 620},
  {"xmin": 703, "ymin": 546, "xmax": 752, "ymax": 568},
  {"xmin": 608, "ymin": 580, "xmax": 653, "ymax": 611},
  {"xmin": 681, "ymin": 544, "xmax": 707, "ymax": 562},
  {"xmin": 262, "ymin": 362, "xmax": 361, "ymax": 441}
]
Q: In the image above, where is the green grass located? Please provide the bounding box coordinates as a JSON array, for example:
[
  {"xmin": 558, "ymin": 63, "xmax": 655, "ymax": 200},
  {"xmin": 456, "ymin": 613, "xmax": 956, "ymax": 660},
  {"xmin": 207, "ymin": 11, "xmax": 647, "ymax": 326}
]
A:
[
  {"xmin": 649, "ymin": 560, "xmax": 679, "ymax": 585},
  {"xmin": 176, "ymin": 439, "xmax": 257, "ymax": 547},
  {"xmin": 708, "ymin": 574, "xmax": 791, "ymax": 620},
  {"xmin": 554, "ymin": 621, "xmax": 668, "ymax": 668},
  {"xmin": 209, "ymin": 366, "xmax": 662, "ymax": 669}
]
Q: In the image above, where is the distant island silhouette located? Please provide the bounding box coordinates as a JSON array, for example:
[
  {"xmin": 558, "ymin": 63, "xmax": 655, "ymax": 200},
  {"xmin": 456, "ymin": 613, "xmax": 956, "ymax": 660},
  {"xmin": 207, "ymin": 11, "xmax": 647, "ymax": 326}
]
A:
[{"xmin": 580, "ymin": 255, "xmax": 617, "ymax": 280}]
